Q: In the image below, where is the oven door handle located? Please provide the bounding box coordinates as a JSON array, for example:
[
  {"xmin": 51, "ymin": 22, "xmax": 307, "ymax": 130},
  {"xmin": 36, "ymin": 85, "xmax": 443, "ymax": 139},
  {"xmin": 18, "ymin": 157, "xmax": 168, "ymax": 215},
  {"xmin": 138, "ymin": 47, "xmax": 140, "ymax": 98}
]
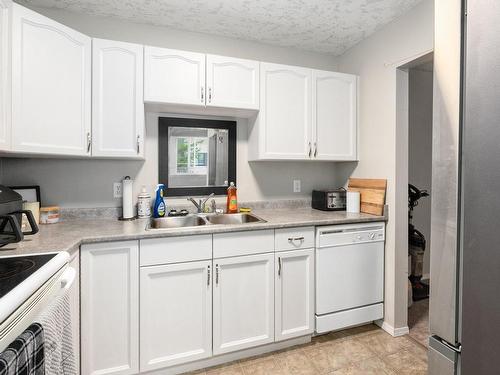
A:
[
  {"xmin": 17, "ymin": 210, "xmax": 39, "ymax": 235},
  {"xmin": 0, "ymin": 214, "xmax": 24, "ymax": 245},
  {"xmin": 59, "ymin": 267, "xmax": 76, "ymax": 294}
]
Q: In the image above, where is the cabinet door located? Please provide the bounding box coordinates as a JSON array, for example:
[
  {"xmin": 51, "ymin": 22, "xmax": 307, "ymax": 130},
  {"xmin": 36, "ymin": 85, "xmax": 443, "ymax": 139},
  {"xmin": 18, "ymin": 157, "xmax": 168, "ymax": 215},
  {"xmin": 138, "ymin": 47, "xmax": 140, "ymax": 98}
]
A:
[
  {"xmin": 11, "ymin": 4, "xmax": 91, "ymax": 156},
  {"xmin": 260, "ymin": 63, "xmax": 312, "ymax": 159},
  {"xmin": 213, "ymin": 253, "xmax": 274, "ymax": 355},
  {"xmin": 0, "ymin": 0, "xmax": 11, "ymax": 151},
  {"xmin": 275, "ymin": 249, "xmax": 314, "ymax": 341},
  {"xmin": 144, "ymin": 46, "xmax": 205, "ymax": 106},
  {"xmin": 92, "ymin": 38, "xmax": 144, "ymax": 158},
  {"xmin": 312, "ymin": 70, "xmax": 357, "ymax": 161},
  {"xmin": 81, "ymin": 241, "xmax": 139, "ymax": 375},
  {"xmin": 140, "ymin": 261, "xmax": 212, "ymax": 372},
  {"xmin": 206, "ymin": 54, "xmax": 259, "ymax": 110}
]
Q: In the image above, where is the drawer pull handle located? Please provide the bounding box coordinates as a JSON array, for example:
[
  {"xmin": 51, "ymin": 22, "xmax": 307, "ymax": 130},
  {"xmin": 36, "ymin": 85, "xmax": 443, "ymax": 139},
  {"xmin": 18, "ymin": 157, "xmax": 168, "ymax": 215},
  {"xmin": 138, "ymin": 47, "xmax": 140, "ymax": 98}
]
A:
[
  {"xmin": 278, "ymin": 257, "xmax": 282, "ymax": 277},
  {"xmin": 288, "ymin": 236, "xmax": 305, "ymax": 245},
  {"xmin": 216, "ymin": 264, "xmax": 219, "ymax": 285},
  {"xmin": 207, "ymin": 265, "xmax": 211, "ymax": 286}
]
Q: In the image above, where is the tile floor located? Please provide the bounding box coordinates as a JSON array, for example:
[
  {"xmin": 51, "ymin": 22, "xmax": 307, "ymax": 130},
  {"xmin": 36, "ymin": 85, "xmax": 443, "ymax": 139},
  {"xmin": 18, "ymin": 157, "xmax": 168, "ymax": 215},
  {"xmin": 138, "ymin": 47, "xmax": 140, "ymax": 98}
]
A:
[
  {"xmin": 408, "ymin": 299, "xmax": 430, "ymax": 347},
  {"xmin": 187, "ymin": 324, "xmax": 428, "ymax": 375}
]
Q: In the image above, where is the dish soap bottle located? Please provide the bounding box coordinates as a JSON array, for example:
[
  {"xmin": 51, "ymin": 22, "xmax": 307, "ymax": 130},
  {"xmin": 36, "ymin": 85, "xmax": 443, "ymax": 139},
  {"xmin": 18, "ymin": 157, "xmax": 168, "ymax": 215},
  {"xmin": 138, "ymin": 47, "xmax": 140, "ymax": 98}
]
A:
[
  {"xmin": 153, "ymin": 184, "xmax": 166, "ymax": 218},
  {"xmin": 226, "ymin": 182, "xmax": 238, "ymax": 213}
]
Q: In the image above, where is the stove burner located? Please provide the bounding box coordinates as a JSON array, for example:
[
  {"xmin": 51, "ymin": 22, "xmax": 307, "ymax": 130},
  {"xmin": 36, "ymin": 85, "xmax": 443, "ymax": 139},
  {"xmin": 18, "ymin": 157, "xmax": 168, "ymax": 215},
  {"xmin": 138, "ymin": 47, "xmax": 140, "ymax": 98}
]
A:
[{"xmin": 0, "ymin": 258, "xmax": 36, "ymax": 281}]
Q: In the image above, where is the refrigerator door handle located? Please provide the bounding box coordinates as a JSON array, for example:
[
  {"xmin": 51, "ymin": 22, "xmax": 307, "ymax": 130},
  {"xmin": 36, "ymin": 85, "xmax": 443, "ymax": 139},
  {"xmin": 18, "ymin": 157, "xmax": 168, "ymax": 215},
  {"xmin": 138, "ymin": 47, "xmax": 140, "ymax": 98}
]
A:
[{"xmin": 433, "ymin": 336, "xmax": 462, "ymax": 354}]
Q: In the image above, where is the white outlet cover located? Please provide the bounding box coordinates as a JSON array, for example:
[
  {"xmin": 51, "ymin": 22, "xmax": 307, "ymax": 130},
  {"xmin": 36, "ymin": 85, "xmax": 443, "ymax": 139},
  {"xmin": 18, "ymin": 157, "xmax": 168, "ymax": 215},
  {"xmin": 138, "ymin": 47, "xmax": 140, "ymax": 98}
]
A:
[
  {"xmin": 113, "ymin": 182, "xmax": 123, "ymax": 198},
  {"xmin": 293, "ymin": 180, "xmax": 301, "ymax": 193}
]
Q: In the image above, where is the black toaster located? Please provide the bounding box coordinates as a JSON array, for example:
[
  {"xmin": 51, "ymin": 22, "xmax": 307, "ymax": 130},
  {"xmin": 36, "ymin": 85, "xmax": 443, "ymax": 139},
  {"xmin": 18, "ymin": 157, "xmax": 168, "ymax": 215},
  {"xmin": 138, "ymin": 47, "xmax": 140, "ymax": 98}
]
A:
[{"xmin": 312, "ymin": 189, "xmax": 347, "ymax": 211}]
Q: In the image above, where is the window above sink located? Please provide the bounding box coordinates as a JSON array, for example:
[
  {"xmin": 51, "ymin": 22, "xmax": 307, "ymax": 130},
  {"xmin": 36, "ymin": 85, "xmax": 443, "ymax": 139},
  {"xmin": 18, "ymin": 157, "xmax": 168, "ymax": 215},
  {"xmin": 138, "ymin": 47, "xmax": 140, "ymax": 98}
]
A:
[{"xmin": 159, "ymin": 117, "xmax": 237, "ymax": 196}]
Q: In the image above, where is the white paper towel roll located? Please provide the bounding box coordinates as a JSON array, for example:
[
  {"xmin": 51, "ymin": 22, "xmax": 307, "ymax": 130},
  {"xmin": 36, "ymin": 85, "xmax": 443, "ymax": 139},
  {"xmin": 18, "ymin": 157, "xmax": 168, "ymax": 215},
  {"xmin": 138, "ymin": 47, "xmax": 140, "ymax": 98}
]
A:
[
  {"xmin": 346, "ymin": 191, "xmax": 360, "ymax": 213},
  {"xmin": 122, "ymin": 176, "xmax": 134, "ymax": 219}
]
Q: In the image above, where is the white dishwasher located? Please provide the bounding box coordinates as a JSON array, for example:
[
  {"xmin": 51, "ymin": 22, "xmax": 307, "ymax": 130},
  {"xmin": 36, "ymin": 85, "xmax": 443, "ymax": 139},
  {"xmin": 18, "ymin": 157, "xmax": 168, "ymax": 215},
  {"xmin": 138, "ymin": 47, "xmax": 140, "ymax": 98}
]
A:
[{"xmin": 315, "ymin": 222, "xmax": 385, "ymax": 333}]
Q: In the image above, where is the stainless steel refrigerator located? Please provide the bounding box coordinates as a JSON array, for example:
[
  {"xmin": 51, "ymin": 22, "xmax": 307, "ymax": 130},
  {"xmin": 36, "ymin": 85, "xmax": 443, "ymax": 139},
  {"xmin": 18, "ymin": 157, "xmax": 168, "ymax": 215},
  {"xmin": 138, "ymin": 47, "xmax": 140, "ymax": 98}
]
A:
[{"xmin": 429, "ymin": 0, "xmax": 500, "ymax": 374}]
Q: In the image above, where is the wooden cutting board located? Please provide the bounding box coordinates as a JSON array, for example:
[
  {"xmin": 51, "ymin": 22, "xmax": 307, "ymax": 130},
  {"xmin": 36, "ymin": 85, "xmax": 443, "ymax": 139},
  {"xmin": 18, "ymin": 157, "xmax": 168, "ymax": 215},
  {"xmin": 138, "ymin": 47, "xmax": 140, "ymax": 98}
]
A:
[{"xmin": 348, "ymin": 178, "xmax": 387, "ymax": 216}]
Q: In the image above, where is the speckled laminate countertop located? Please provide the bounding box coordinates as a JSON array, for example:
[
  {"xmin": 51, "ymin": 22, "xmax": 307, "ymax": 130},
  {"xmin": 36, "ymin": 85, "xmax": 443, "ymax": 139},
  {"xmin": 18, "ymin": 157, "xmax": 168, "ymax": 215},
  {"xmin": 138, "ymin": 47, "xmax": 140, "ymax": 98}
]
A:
[{"xmin": 0, "ymin": 208, "xmax": 387, "ymax": 257}]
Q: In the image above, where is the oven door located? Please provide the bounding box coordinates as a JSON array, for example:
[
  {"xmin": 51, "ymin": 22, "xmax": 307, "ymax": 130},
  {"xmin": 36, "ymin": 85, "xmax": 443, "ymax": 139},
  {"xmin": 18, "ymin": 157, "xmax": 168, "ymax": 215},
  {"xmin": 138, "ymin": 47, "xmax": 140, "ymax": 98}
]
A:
[{"xmin": 0, "ymin": 265, "xmax": 75, "ymax": 352}]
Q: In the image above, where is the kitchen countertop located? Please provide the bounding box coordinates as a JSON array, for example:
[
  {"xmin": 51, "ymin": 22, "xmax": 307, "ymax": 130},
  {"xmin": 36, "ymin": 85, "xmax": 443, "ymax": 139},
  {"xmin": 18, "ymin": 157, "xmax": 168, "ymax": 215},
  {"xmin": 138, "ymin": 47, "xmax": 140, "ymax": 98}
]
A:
[{"xmin": 0, "ymin": 208, "xmax": 387, "ymax": 257}]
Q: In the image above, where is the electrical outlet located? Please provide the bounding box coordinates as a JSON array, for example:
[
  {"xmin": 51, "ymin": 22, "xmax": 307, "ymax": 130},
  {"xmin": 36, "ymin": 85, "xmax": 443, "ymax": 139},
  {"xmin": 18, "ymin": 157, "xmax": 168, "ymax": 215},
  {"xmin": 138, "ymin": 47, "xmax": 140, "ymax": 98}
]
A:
[
  {"xmin": 113, "ymin": 182, "xmax": 123, "ymax": 198},
  {"xmin": 293, "ymin": 180, "xmax": 301, "ymax": 193}
]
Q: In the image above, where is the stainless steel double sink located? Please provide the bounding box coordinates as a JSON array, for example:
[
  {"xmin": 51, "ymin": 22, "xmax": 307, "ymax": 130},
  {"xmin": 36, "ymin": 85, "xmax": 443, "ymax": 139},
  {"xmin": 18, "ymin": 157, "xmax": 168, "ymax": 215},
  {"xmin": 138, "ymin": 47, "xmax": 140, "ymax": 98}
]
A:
[{"xmin": 148, "ymin": 213, "xmax": 266, "ymax": 230}]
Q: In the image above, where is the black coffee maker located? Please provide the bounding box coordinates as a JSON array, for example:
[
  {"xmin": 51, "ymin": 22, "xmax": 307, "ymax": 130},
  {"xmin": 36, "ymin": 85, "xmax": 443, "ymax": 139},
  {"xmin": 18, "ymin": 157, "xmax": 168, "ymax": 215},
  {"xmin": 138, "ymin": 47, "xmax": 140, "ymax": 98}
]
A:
[{"xmin": 0, "ymin": 185, "xmax": 39, "ymax": 247}]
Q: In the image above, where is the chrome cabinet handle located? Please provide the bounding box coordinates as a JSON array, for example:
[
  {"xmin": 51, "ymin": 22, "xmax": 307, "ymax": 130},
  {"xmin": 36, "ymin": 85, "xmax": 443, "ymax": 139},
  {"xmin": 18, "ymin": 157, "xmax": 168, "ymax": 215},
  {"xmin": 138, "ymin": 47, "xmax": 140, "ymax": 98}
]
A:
[
  {"xmin": 207, "ymin": 265, "xmax": 211, "ymax": 286},
  {"xmin": 201, "ymin": 87, "xmax": 205, "ymax": 102},
  {"xmin": 278, "ymin": 257, "xmax": 282, "ymax": 277},
  {"xmin": 308, "ymin": 142, "xmax": 312, "ymax": 157},
  {"xmin": 288, "ymin": 236, "xmax": 305, "ymax": 246},
  {"xmin": 86, "ymin": 132, "xmax": 91, "ymax": 153},
  {"xmin": 208, "ymin": 87, "xmax": 212, "ymax": 103},
  {"xmin": 216, "ymin": 264, "xmax": 219, "ymax": 285},
  {"xmin": 314, "ymin": 142, "xmax": 318, "ymax": 157},
  {"xmin": 136, "ymin": 135, "xmax": 140, "ymax": 154}
]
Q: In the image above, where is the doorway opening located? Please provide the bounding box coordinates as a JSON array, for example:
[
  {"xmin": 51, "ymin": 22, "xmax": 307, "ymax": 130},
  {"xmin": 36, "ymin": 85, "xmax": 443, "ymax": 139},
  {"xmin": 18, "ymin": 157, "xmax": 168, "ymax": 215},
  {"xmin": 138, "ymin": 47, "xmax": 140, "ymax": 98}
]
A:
[
  {"xmin": 407, "ymin": 57, "xmax": 433, "ymax": 347},
  {"xmin": 396, "ymin": 52, "xmax": 434, "ymax": 347}
]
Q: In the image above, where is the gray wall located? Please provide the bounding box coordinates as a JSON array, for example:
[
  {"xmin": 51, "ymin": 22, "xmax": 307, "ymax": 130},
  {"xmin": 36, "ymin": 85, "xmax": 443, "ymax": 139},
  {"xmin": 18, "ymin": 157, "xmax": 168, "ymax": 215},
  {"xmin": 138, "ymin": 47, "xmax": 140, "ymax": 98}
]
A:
[
  {"xmin": 409, "ymin": 67, "xmax": 433, "ymax": 277},
  {"xmin": 0, "ymin": 7, "xmax": 345, "ymax": 208},
  {"xmin": 0, "ymin": 113, "xmax": 352, "ymax": 208},
  {"xmin": 337, "ymin": 0, "xmax": 434, "ymax": 331}
]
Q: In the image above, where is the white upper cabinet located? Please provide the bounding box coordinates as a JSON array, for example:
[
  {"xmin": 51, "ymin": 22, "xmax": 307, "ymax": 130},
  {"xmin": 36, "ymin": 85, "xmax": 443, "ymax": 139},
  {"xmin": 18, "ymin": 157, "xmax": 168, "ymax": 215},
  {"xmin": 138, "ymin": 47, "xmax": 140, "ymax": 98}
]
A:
[
  {"xmin": 144, "ymin": 46, "xmax": 205, "ymax": 106},
  {"xmin": 253, "ymin": 62, "xmax": 312, "ymax": 160},
  {"xmin": 11, "ymin": 4, "xmax": 91, "ymax": 156},
  {"xmin": 0, "ymin": 0, "xmax": 11, "ymax": 151},
  {"xmin": 312, "ymin": 70, "xmax": 357, "ymax": 161},
  {"xmin": 92, "ymin": 38, "xmax": 144, "ymax": 158},
  {"xmin": 140, "ymin": 261, "xmax": 212, "ymax": 372},
  {"xmin": 249, "ymin": 64, "xmax": 358, "ymax": 161},
  {"xmin": 206, "ymin": 54, "xmax": 259, "ymax": 110},
  {"xmin": 213, "ymin": 253, "xmax": 274, "ymax": 355}
]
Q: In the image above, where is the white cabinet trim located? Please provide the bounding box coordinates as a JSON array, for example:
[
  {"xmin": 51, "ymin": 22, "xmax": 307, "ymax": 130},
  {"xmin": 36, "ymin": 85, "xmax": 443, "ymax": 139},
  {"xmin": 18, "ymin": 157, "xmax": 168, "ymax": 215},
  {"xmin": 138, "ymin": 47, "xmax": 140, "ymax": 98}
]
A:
[{"xmin": 0, "ymin": 0, "xmax": 11, "ymax": 151}]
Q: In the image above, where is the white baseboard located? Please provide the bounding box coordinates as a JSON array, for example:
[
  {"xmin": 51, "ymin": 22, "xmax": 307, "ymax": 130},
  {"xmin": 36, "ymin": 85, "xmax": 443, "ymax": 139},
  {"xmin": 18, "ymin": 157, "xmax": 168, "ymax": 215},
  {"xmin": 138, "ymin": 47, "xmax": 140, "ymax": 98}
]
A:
[{"xmin": 376, "ymin": 320, "xmax": 409, "ymax": 337}]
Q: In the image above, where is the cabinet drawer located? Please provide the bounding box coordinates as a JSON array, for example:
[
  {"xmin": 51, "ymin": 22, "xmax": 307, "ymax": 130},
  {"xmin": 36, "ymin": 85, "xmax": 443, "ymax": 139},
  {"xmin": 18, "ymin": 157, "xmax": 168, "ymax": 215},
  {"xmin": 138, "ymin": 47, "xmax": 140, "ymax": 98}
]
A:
[
  {"xmin": 213, "ymin": 230, "xmax": 274, "ymax": 258},
  {"xmin": 275, "ymin": 227, "xmax": 315, "ymax": 251},
  {"xmin": 140, "ymin": 235, "xmax": 212, "ymax": 266}
]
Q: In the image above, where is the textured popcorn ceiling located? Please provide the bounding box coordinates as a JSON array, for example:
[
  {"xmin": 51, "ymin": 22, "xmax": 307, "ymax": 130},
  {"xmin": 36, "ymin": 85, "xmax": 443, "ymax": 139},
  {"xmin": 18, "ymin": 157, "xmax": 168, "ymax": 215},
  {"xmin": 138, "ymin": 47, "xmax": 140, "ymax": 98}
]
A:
[{"xmin": 22, "ymin": 0, "xmax": 423, "ymax": 55}]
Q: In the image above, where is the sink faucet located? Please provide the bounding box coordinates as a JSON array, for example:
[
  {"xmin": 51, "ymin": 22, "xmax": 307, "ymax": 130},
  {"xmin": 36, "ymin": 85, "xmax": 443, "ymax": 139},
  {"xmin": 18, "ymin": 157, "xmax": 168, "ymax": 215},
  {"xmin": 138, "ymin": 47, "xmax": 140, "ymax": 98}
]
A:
[{"xmin": 187, "ymin": 193, "xmax": 215, "ymax": 213}]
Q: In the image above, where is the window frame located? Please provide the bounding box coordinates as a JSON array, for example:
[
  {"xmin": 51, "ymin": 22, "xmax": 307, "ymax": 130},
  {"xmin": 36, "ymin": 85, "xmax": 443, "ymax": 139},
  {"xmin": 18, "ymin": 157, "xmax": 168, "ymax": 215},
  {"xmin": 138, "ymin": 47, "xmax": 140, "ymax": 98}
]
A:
[{"xmin": 159, "ymin": 117, "xmax": 237, "ymax": 197}]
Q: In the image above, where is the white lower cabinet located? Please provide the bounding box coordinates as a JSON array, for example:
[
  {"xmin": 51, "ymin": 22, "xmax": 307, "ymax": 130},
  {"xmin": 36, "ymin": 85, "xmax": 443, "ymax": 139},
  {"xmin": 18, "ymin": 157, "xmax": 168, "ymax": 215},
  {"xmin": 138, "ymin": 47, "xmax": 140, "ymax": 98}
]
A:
[
  {"xmin": 275, "ymin": 248, "xmax": 315, "ymax": 341},
  {"xmin": 213, "ymin": 253, "xmax": 275, "ymax": 355},
  {"xmin": 81, "ymin": 241, "xmax": 139, "ymax": 375},
  {"xmin": 139, "ymin": 260, "xmax": 212, "ymax": 372}
]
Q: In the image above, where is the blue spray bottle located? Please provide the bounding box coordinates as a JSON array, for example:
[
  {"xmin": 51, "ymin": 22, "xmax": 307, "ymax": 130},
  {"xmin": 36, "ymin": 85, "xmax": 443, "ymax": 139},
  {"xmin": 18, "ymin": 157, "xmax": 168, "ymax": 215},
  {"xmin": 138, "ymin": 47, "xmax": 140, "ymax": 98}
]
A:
[{"xmin": 153, "ymin": 184, "xmax": 166, "ymax": 218}]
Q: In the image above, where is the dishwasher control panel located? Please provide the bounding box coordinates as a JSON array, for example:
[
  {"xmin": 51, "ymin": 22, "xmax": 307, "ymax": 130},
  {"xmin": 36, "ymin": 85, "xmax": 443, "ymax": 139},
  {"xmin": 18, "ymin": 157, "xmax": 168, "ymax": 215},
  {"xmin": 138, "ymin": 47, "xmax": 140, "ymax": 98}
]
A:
[{"xmin": 317, "ymin": 223, "xmax": 385, "ymax": 247}]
